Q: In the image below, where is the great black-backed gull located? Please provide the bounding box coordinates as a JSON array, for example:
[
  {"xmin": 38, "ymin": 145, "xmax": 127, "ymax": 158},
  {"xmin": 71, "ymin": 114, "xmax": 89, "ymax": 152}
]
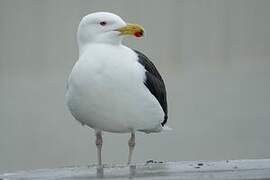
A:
[{"xmin": 66, "ymin": 12, "xmax": 169, "ymax": 168}]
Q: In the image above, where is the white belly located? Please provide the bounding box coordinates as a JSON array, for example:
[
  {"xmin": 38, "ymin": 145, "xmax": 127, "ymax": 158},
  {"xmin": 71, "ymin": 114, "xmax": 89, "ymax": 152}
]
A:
[{"xmin": 66, "ymin": 44, "xmax": 164, "ymax": 133}]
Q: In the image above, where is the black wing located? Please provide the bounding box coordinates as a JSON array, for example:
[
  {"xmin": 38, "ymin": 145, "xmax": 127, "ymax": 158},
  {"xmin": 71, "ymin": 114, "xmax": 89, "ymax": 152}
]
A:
[{"xmin": 134, "ymin": 50, "xmax": 168, "ymax": 126}]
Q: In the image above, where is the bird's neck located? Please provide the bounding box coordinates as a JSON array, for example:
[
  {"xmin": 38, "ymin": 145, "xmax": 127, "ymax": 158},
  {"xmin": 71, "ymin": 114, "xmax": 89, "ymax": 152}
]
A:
[
  {"xmin": 78, "ymin": 41, "xmax": 123, "ymax": 56},
  {"xmin": 78, "ymin": 38, "xmax": 123, "ymax": 56}
]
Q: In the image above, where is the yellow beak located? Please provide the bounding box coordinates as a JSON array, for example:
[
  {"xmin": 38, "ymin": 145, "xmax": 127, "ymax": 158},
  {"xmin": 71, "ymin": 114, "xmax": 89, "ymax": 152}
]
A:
[{"xmin": 115, "ymin": 23, "xmax": 144, "ymax": 37}]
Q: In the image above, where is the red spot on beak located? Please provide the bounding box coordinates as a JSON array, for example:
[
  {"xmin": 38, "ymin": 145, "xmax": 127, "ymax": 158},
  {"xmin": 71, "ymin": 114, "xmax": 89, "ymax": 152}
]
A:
[{"xmin": 134, "ymin": 31, "xmax": 143, "ymax": 37}]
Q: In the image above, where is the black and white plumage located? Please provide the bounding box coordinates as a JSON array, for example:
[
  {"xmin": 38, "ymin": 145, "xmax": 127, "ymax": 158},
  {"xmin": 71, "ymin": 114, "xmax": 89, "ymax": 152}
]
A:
[
  {"xmin": 134, "ymin": 50, "xmax": 168, "ymax": 127},
  {"xmin": 66, "ymin": 12, "xmax": 169, "ymax": 168}
]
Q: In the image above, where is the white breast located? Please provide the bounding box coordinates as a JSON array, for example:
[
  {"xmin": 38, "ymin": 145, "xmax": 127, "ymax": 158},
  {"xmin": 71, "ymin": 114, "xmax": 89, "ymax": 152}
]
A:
[{"xmin": 66, "ymin": 44, "xmax": 164, "ymax": 133}]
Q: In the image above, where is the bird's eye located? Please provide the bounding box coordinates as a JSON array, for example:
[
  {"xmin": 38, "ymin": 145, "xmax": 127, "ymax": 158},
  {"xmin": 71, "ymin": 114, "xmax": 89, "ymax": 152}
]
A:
[{"xmin": 99, "ymin": 21, "xmax": 107, "ymax": 26}]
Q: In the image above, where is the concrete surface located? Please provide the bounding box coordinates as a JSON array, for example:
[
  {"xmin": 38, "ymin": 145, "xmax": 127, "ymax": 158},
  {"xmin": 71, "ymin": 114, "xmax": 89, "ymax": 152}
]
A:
[{"xmin": 1, "ymin": 159, "xmax": 270, "ymax": 180}]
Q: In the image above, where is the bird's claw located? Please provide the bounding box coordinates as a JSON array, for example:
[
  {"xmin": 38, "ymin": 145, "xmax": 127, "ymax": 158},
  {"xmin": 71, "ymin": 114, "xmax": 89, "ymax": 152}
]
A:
[
  {"xmin": 96, "ymin": 165, "xmax": 104, "ymax": 178},
  {"xmin": 129, "ymin": 164, "xmax": 136, "ymax": 178}
]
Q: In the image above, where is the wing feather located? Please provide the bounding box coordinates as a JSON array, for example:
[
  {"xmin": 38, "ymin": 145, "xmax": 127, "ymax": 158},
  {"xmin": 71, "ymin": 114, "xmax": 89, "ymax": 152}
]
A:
[{"xmin": 134, "ymin": 50, "xmax": 168, "ymax": 126}]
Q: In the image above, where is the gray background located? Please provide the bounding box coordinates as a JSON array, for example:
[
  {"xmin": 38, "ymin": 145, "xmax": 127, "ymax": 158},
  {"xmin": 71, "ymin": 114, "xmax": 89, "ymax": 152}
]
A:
[{"xmin": 1, "ymin": 0, "xmax": 270, "ymax": 173}]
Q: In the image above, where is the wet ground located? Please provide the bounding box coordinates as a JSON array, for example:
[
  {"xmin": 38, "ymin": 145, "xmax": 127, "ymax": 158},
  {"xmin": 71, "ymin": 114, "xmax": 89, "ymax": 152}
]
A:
[{"xmin": 1, "ymin": 159, "xmax": 270, "ymax": 180}]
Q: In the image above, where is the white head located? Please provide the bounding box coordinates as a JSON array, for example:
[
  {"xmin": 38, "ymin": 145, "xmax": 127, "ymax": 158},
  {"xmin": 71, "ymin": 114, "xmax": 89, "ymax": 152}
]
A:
[{"xmin": 77, "ymin": 12, "xmax": 144, "ymax": 53}]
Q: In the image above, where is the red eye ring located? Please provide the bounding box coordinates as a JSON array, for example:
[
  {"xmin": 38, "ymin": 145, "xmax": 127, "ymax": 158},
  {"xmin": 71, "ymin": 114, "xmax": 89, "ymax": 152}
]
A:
[{"xmin": 99, "ymin": 21, "xmax": 107, "ymax": 26}]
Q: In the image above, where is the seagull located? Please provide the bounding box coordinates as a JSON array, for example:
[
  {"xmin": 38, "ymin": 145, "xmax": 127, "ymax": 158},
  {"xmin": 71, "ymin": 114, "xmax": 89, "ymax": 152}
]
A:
[{"xmin": 66, "ymin": 12, "xmax": 169, "ymax": 167}]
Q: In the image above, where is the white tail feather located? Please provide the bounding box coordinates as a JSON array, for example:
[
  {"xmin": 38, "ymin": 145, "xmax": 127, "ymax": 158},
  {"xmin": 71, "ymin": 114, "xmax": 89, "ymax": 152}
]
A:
[{"xmin": 162, "ymin": 125, "xmax": 172, "ymax": 131}]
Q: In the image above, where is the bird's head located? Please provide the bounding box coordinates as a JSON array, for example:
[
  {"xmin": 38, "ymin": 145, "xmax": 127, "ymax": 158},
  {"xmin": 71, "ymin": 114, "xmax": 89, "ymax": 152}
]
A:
[{"xmin": 77, "ymin": 12, "xmax": 144, "ymax": 50}]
